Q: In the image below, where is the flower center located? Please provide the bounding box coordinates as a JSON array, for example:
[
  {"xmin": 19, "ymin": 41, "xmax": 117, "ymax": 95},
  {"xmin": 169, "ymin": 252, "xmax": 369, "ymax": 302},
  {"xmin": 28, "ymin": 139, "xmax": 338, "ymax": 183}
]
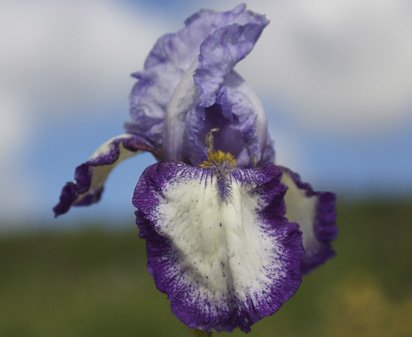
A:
[
  {"xmin": 199, "ymin": 150, "xmax": 237, "ymax": 169},
  {"xmin": 200, "ymin": 128, "xmax": 237, "ymax": 169}
]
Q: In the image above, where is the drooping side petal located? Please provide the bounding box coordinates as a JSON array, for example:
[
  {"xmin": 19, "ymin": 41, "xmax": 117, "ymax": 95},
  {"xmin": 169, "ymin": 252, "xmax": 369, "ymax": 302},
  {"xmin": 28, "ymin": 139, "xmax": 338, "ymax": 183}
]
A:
[
  {"xmin": 133, "ymin": 162, "xmax": 303, "ymax": 332},
  {"xmin": 280, "ymin": 167, "xmax": 337, "ymax": 273},
  {"xmin": 126, "ymin": 4, "xmax": 268, "ymax": 149},
  {"xmin": 53, "ymin": 134, "xmax": 159, "ymax": 217}
]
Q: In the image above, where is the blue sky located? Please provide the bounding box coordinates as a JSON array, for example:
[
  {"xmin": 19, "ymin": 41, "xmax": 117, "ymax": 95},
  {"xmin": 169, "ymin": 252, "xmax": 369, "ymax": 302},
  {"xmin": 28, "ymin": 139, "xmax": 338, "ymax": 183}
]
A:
[{"xmin": 1, "ymin": 0, "xmax": 412, "ymax": 228}]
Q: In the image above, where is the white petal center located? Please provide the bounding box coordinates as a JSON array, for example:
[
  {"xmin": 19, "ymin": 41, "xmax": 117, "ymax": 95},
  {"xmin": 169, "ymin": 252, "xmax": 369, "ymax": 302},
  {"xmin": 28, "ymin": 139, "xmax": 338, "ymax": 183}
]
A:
[{"xmin": 155, "ymin": 175, "xmax": 281, "ymax": 306}]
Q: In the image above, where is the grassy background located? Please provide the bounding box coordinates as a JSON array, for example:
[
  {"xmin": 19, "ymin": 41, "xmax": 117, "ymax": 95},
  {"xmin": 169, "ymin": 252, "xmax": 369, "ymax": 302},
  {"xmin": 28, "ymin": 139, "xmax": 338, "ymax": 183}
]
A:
[{"xmin": 0, "ymin": 200, "xmax": 411, "ymax": 337}]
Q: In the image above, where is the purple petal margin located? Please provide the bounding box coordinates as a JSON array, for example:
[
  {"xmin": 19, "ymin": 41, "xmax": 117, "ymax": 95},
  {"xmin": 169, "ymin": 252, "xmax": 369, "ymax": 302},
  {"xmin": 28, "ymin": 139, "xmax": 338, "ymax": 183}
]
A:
[
  {"xmin": 281, "ymin": 166, "xmax": 338, "ymax": 274},
  {"xmin": 133, "ymin": 162, "xmax": 303, "ymax": 332},
  {"xmin": 53, "ymin": 134, "xmax": 159, "ymax": 217}
]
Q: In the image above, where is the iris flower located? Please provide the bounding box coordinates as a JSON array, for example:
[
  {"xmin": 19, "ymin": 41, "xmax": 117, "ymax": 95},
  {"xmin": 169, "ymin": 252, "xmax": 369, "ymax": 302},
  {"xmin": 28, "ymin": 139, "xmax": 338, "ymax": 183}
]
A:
[{"xmin": 54, "ymin": 4, "xmax": 337, "ymax": 334}]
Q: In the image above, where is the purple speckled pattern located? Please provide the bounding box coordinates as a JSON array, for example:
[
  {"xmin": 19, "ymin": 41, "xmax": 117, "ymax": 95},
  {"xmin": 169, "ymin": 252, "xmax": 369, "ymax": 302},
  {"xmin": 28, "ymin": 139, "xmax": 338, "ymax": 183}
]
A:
[
  {"xmin": 53, "ymin": 134, "xmax": 158, "ymax": 217},
  {"xmin": 280, "ymin": 166, "xmax": 338, "ymax": 274},
  {"xmin": 126, "ymin": 4, "xmax": 271, "ymax": 163},
  {"xmin": 133, "ymin": 161, "xmax": 303, "ymax": 332}
]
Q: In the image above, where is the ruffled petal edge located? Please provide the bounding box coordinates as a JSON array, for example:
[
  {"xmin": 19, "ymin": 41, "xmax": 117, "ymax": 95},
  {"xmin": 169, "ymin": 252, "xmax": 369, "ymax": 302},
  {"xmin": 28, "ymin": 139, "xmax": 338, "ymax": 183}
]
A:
[{"xmin": 133, "ymin": 162, "xmax": 303, "ymax": 332}]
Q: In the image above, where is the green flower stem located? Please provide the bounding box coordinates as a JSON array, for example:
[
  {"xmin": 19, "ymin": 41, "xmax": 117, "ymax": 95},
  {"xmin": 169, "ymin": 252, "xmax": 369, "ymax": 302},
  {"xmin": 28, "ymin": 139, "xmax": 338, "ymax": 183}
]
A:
[{"xmin": 190, "ymin": 329, "xmax": 213, "ymax": 337}]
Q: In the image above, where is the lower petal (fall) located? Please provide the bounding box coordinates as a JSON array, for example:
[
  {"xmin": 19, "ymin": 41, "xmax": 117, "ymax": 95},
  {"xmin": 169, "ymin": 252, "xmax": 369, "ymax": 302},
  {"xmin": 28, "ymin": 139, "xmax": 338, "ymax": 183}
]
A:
[{"xmin": 133, "ymin": 161, "xmax": 303, "ymax": 332}]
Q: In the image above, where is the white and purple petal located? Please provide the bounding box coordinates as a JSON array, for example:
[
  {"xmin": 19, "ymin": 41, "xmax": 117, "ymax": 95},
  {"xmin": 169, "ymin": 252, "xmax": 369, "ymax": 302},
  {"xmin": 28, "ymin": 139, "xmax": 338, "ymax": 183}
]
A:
[
  {"xmin": 281, "ymin": 167, "xmax": 337, "ymax": 273},
  {"xmin": 133, "ymin": 162, "xmax": 303, "ymax": 332},
  {"xmin": 53, "ymin": 134, "xmax": 159, "ymax": 217}
]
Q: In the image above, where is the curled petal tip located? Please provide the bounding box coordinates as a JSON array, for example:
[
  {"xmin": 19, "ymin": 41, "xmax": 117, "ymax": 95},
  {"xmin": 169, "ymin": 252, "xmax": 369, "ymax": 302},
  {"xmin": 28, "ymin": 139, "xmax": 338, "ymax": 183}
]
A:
[{"xmin": 53, "ymin": 134, "xmax": 157, "ymax": 216}]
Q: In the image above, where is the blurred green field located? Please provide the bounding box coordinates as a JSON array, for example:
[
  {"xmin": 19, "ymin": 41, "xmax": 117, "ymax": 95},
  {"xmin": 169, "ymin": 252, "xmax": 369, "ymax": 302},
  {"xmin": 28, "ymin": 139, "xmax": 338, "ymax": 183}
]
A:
[{"xmin": 1, "ymin": 200, "xmax": 411, "ymax": 337}]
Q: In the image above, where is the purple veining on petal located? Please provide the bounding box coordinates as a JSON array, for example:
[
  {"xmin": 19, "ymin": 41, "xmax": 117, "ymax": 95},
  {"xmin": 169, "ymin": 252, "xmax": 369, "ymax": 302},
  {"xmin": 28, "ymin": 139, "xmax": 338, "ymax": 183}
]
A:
[
  {"xmin": 216, "ymin": 173, "xmax": 232, "ymax": 202},
  {"xmin": 126, "ymin": 4, "xmax": 268, "ymax": 152},
  {"xmin": 280, "ymin": 166, "xmax": 338, "ymax": 274},
  {"xmin": 53, "ymin": 134, "xmax": 158, "ymax": 217},
  {"xmin": 133, "ymin": 161, "xmax": 303, "ymax": 332}
]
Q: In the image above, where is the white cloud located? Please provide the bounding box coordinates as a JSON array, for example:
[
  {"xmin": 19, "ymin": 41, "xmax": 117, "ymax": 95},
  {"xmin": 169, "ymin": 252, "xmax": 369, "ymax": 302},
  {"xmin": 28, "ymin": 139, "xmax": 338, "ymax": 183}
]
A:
[
  {"xmin": 0, "ymin": 0, "xmax": 167, "ymax": 122},
  {"xmin": 233, "ymin": 0, "xmax": 412, "ymax": 134},
  {"xmin": 0, "ymin": 90, "xmax": 37, "ymax": 223}
]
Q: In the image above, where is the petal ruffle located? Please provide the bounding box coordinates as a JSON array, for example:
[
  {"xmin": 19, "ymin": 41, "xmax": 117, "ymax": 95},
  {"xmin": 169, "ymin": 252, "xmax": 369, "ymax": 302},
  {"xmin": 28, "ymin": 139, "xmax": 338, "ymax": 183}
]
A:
[
  {"xmin": 280, "ymin": 167, "xmax": 337, "ymax": 273},
  {"xmin": 194, "ymin": 17, "xmax": 268, "ymax": 108},
  {"xmin": 53, "ymin": 134, "xmax": 159, "ymax": 217},
  {"xmin": 133, "ymin": 161, "xmax": 303, "ymax": 332},
  {"xmin": 183, "ymin": 72, "xmax": 272, "ymax": 167},
  {"xmin": 126, "ymin": 4, "xmax": 268, "ymax": 151}
]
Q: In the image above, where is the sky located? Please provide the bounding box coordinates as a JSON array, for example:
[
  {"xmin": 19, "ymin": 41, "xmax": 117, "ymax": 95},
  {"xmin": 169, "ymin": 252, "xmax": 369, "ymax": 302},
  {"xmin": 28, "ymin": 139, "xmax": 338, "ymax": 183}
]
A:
[{"xmin": 0, "ymin": 0, "xmax": 411, "ymax": 229}]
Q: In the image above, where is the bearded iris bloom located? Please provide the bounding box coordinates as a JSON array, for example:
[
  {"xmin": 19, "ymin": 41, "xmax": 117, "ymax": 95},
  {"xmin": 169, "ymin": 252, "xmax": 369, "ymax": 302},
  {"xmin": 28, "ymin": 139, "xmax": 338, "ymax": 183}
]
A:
[{"xmin": 54, "ymin": 4, "xmax": 337, "ymax": 333}]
